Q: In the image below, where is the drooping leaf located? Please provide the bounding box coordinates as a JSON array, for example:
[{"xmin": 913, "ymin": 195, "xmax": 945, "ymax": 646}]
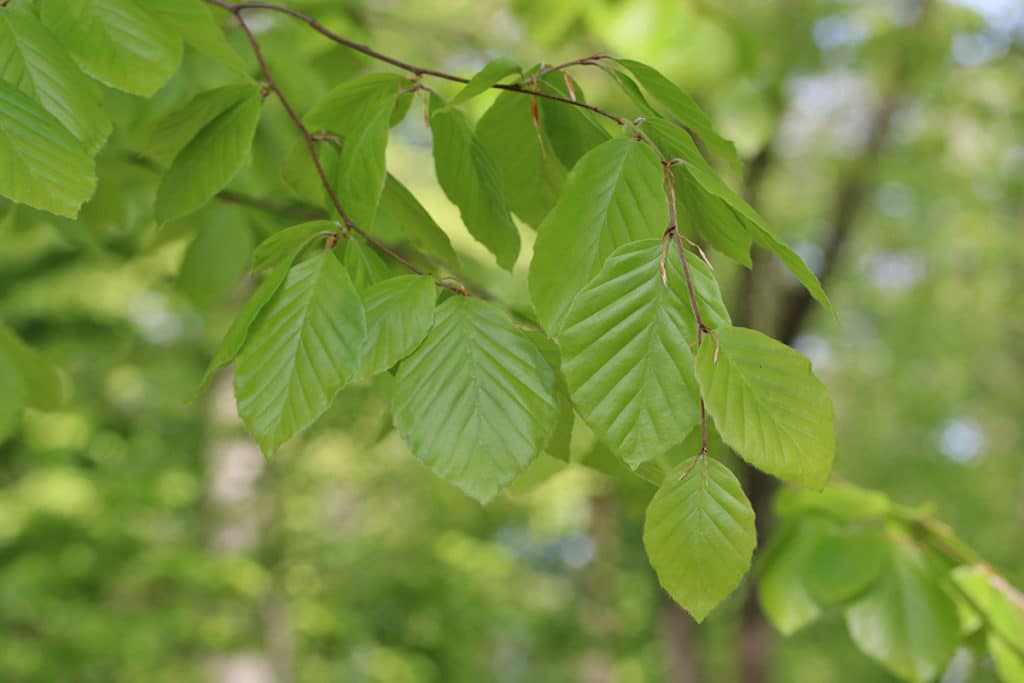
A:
[
  {"xmin": 177, "ymin": 212, "xmax": 253, "ymax": 309},
  {"xmin": 0, "ymin": 80, "xmax": 95, "ymax": 218},
  {"xmin": 537, "ymin": 72, "xmax": 611, "ymax": 170},
  {"xmin": 40, "ymin": 0, "xmax": 182, "ymax": 97},
  {"xmin": 644, "ymin": 456, "xmax": 757, "ymax": 622},
  {"xmin": 155, "ymin": 90, "xmax": 263, "ymax": 223},
  {"xmin": 252, "ymin": 221, "xmax": 332, "ymax": 273},
  {"xmin": 845, "ymin": 541, "xmax": 960, "ymax": 683},
  {"xmin": 805, "ymin": 529, "xmax": 887, "ymax": 605},
  {"xmin": 477, "ymin": 89, "xmax": 566, "ymax": 228},
  {"xmin": 393, "ymin": 297, "xmax": 557, "ymax": 502},
  {"xmin": 951, "ymin": 565, "xmax": 1024, "ymax": 652},
  {"xmin": 758, "ymin": 517, "xmax": 834, "ymax": 635},
  {"xmin": 279, "ymin": 138, "xmax": 338, "ymax": 208},
  {"xmin": 695, "ymin": 326, "xmax": 835, "ymax": 488},
  {"xmin": 304, "ymin": 73, "xmax": 406, "ymax": 134},
  {"xmin": 558, "ymin": 239, "xmax": 728, "ymax": 467},
  {"xmin": 136, "ymin": 0, "xmax": 246, "ymax": 72},
  {"xmin": 529, "ymin": 138, "xmax": 667, "ymax": 334},
  {"xmin": 234, "ymin": 252, "xmax": 367, "ymax": 455},
  {"xmin": 145, "ymin": 84, "xmax": 259, "ymax": 167},
  {"xmin": 616, "ymin": 58, "xmax": 741, "ymax": 174},
  {"xmin": 643, "ymin": 117, "xmax": 830, "ymax": 311},
  {"xmin": 356, "ymin": 275, "xmax": 436, "ymax": 380},
  {"xmin": 373, "ymin": 174, "xmax": 459, "ymax": 270},
  {"xmin": 342, "ymin": 237, "xmax": 391, "ymax": 290},
  {"xmin": 444, "ymin": 57, "xmax": 521, "ymax": 109},
  {"xmin": 193, "ymin": 242, "xmax": 309, "ymax": 397},
  {"xmin": 328, "ymin": 93, "xmax": 395, "ymax": 230},
  {"xmin": 428, "ymin": 94, "xmax": 520, "ymax": 270},
  {"xmin": 0, "ymin": 4, "xmax": 111, "ymax": 154}
]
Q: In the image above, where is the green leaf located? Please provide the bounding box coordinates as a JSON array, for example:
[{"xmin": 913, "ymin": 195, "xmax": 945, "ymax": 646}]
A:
[
  {"xmin": 477, "ymin": 89, "xmax": 566, "ymax": 228},
  {"xmin": 990, "ymin": 634, "xmax": 1024, "ymax": 683},
  {"xmin": 355, "ymin": 275, "xmax": 436, "ymax": 380},
  {"xmin": 523, "ymin": 330, "xmax": 574, "ymax": 461},
  {"xmin": 695, "ymin": 326, "xmax": 835, "ymax": 488},
  {"xmin": 145, "ymin": 84, "xmax": 258, "ymax": 167},
  {"xmin": 253, "ymin": 221, "xmax": 332, "ymax": 273},
  {"xmin": 642, "ymin": 117, "xmax": 830, "ymax": 311},
  {"xmin": 428, "ymin": 94, "xmax": 520, "ymax": 270},
  {"xmin": 529, "ymin": 138, "xmax": 667, "ymax": 334},
  {"xmin": 0, "ymin": 4, "xmax": 111, "ymax": 155},
  {"xmin": 136, "ymin": 0, "xmax": 246, "ymax": 72},
  {"xmin": 40, "ymin": 0, "xmax": 182, "ymax": 97},
  {"xmin": 0, "ymin": 80, "xmax": 95, "ymax": 218},
  {"xmin": 329, "ymin": 93, "xmax": 395, "ymax": 230},
  {"xmin": 393, "ymin": 297, "xmax": 558, "ymax": 502},
  {"xmin": 845, "ymin": 541, "xmax": 960, "ymax": 683},
  {"xmin": 774, "ymin": 482, "xmax": 891, "ymax": 522},
  {"xmin": 304, "ymin": 73, "xmax": 407, "ymax": 134},
  {"xmin": 445, "ymin": 57, "xmax": 521, "ymax": 109},
  {"xmin": 155, "ymin": 90, "xmax": 263, "ymax": 223},
  {"xmin": 373, "ymin": 174, "xmax": 459, "ymax": 270},
  {"xmin": 558, "ymin": 239, "xmax": 728, "ymax": 467},
  {"xmin": 538, "ymin": 73, "xmax": 611, "ymax": 170},
  {"xmin": 643, "ymin": 456, "xmax": 756, "ymax": 622},
  {"xmin": 342, "ymin": 237, "xmax": 391, "ymax": 290},
  {"xmin": 0, "ymin": 324, "xmax": 65, "ymax": 411},
  {"xmin": 759, "ymin": 518, "xmax": 834, "ymax": 635},
  {"xmin": 951, "ymin": 565, "xmax": 1024, "ymax": 652},
  {"xmin": 234, "ymin": 252, "xmax": 367, "ymax": 455},
  {"xmin": 616, "ymin": 58, "xmax": 741, "ymax": 174},
  {"xmin": 194, "ymin": 243, "xmax": 309, "ymax": 396},
  {"xmin": 806, "ymin": 529, "xmax": 886, "ymax": 605},
  {"xmin": 279, "ymin": 138, "xmax": 338, "ymax": 207},
  {"xmin": 178, "ymin": 211, "xmax": 253, "ymax": 309}
]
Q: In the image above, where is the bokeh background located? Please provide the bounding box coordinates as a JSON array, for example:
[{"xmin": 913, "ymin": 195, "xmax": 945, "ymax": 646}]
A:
[{"xmin": 1, "ymin": 0, "xmax": 1022, "ymax": 681}]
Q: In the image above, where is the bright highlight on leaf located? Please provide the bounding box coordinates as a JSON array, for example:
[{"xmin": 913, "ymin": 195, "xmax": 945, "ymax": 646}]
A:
[
  {"xmin": 696, "ymin": 326, "xmax": 835, "ymax": 488},
  {"xmin": 643, "ymin": 456, "xmax": 757, "ymax": 622},
  {"xmin": 393, "ymin": 297, "xmax": 558, "ymax": 502}
]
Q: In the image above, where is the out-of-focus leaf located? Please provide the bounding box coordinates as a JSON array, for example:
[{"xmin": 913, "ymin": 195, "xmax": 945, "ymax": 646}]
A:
[
  {"xmin": 177, "ymin": 212, "xmax": 253, "ymax": 309},
  {"xmin": 759, "ymin": 517, "xmax": 833, "ymax": 635}
]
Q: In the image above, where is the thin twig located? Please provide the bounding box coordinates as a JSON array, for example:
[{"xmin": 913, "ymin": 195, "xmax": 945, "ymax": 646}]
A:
[
  {"xmin": 226, "ymin": 7, "xmax": 465, "ymax": 293},
  {"xmin": 205, "ymin": 0, "xmax": 625, "ymax": 125}
]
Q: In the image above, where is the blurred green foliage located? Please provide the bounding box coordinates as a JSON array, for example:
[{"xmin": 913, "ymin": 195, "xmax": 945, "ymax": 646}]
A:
[{"xmin": 1, "ymin": 0, "xmax": 1021, "ymax": 681}]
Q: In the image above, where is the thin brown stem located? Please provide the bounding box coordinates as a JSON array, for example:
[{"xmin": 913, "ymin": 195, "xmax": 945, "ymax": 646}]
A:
[
  {"xmin": 205, "ymin": 0, "xmax": 624, "ymax": 125},
  {"xmin": 227, "ymin": 8, "xmax": 465, "ymax": 293},
  {"xmin": 536, "ymin": 54, "xmax": 611, "ymax": 78}
]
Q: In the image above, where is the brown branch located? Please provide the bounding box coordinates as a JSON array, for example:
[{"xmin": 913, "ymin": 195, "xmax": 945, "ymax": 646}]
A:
[{"xmin": 205, "ymin": 0, "xmax": 624, "ymax": 125}]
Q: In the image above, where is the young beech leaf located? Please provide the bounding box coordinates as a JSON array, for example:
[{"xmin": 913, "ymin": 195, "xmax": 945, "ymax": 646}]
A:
[
  {"xmin": 40, "ymin": 0, "xmax": 182, "ymax": 97},
  {"xmin": 523, "ymin": 330, "xmax": 575, "ymax": 462},
  {"xmin": 537, "ymin": 73, "xmax": 611, "ymax": 170},
  {"xmin": 234, "ymin": 252, "xmax": 367, "ymax": 456},
  {"xmin": 0, "ymin": 5, "xmax": 111, "ymax": 155},
  {"xmin": 393, "ymin": 297, "xmax": 558, "ymax": 503},
  {"xmin": 193, "ymin": 239, "xmax": 312, "ymax": 397},
  {"xmin": 0, "ymin": 80, "xmax": 95, "ymax": 218},
  {"xmin": 373, "ymin": 175, "xmax": 459, "ymax": 270},
  {"xmin": 643, "ymin": 456, "xmax": 756, "ymax": 622},
  {"xmin": 252, "ymin": 221, "xmax": 332, "ymax": 273},
  {"xmin": 355, "ymin": 275, "xmax": 436, "ymax": 380},
  {"xmin": 428, "ymin": 94, "xmax": 520, "ymax": 270},
  {"xmin": 845, "ymin": 541, "xmax": 960, "ymax": 683},
  {"xmin": 328, "ymin": 93, "xmax": 396, "ymax": 231},
  {"xmin": 304, "ymin": 73, "xmax": 406, "ymax": 134},
  {"xmin": 695, "ymin": 326, "xmax": 835, "ymax": 489},
  {"xmin": 615, "ymin": 58, "xmax": 741, "ymax": 174},
  {"xmin": 951, "ymin": 565, "xmax": 1024, "ymax": 652},
  {"xmin": 135, "ymin": 0, "xmax": 247, "ymax": 73},
  {"xmin": 558, "ymin": 239, "xmax": 728, "ymax": 468},
  {"xmin": 477, "ymin": 88, "xmax": 567, "ymax": 228},
  {"xmin": 805, "ymin": 529, "xmax": 886, "ymax": 605},
  {"xmin": 989, "ymin": 633, "xmax": 1024, "ymax": 683},
  {"xmin": 178, "ymin": 213, "xmax": 253, "ymax": 309},
  {"xmin": 529, "ymin": 139, "xmax": 667, "ymax": 335},
  {"xmin": 444, "ymin": 57, "xmax": 521, "ymax": 109},
  {"xmin": 342, "ymin": 237, "xmax": 392, "ymax": 291},
  {"xmin": 146, "ymin": 84, "xmax": 259, "ymax": 168},
  {"xmin": 758, "ymin": 517, "xmax": 834, "ymax": 635},
  {"xmin": 156, "ymin": 91, "xmax": 263, "ymax": 224}
]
